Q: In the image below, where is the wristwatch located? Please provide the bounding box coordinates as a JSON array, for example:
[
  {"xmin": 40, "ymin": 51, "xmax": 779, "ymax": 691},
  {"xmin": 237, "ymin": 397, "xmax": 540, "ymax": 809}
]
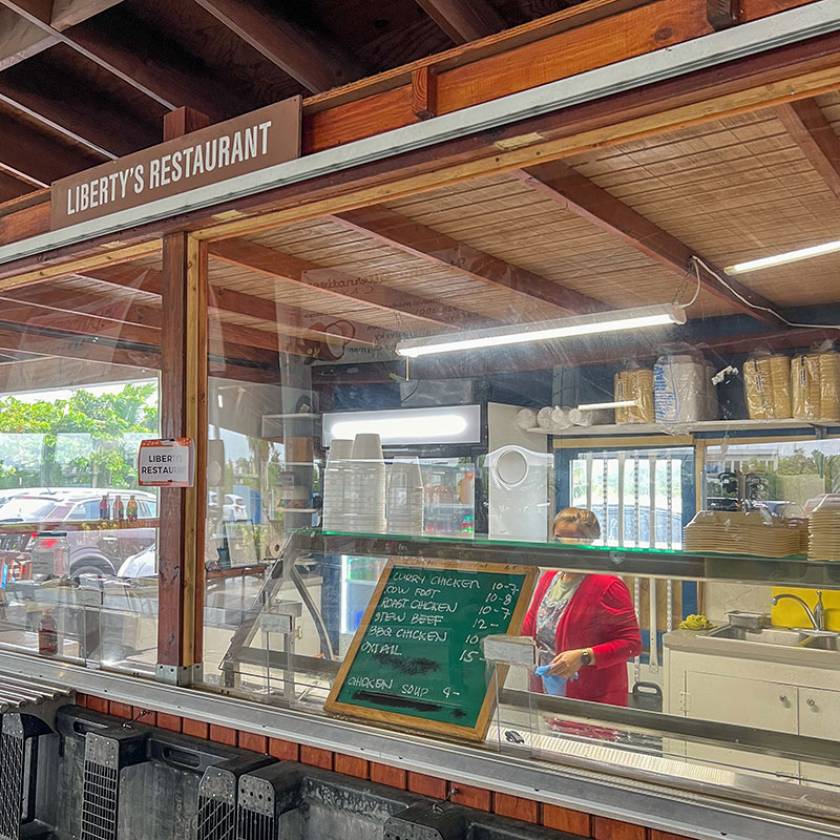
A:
[{"xmin": 580, "ymin": 648, "xmax": 594, "ymax": 667}]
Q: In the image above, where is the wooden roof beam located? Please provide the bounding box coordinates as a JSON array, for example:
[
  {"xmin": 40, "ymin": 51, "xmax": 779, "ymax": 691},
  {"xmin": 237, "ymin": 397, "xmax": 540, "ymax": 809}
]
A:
[
  {"xmin": 0, "ymin": 0, "xmax": 123, "ymax": 71},
  {"xmin": 414, "ymin": 0, "xmax": 505, "ymax": 44},
  {"xmin": 0, "ymin": 65, "xmax": 157, "ymax": 159},
  {"xmin": 0, "ymin": 114, "xmax": 101, "ymax": 188},
  {"xmin": 517, "ymin": 161, "xmax": 780, "ymax": 324},
  {"xmin": 0, "ymin": 301, "xmax": 159, "ymax": 345},
  {"xmin": 0, "ymin": 1, "xmax": 245, "ymax": 124},
  {"xmin": 2, "ymin": 285, "xmax": 161, "ymax": 327},
  {"xmin": 192, "ymin": 0, "xmax": 368, "ymax": 94},
  {"xmin": 333, "ymin": 206, "xmax": 605, "ymax": 315},
  {"xmin": 2, "ymin": 283, "xmax": 321, "ymax": 356},
  {"xmin": 83, "ymin": 262, "xmax": 394, "ymax": 347},
  {"xmin": 209, "ymin": 238, "xmax": 491, "ymax": 330},
  {"xmin": 775, "ymin": 98, "xmax": 840, "ymax": 200},
  {"xmin": 0, "ymin": 324, "xmax": 159, "ymax": 368}
]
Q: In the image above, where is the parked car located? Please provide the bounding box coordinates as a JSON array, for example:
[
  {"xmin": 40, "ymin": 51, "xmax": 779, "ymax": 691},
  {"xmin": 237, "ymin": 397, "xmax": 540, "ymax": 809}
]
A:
[
  {"xmin": 0, "ymin": 487, "xmax": 158, "ymax": 580},
  {"xmin": 118, "ymin": 543, "xmax": 156, "ymax": 579},
  {"xmin": 224, "ymin": 494, "xmax": 249, "ymax": 521},
  {"xmin": 208, "ymin": 491, "xmax": 250, "ymax": 522}
]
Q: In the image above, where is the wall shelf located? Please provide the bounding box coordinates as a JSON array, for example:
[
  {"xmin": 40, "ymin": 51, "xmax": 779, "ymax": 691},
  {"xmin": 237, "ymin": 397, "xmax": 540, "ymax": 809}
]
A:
[{"xmin": 524, "ymin": 418, "xmax": 840, "ymax": 439}]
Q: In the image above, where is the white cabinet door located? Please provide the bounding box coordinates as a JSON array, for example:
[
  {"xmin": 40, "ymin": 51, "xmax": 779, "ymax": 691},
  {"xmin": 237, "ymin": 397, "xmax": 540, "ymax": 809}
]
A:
[
  {"xmin": 799, "ymin": 687, "xmax": 840, "ymax": 740},
  {"xmin": 685, "ymin": 743, "xmax": 799, "ymax": 779},
  {"xmin": 685, "ymin": 672, "xmax": 798, "ymax": 733}
]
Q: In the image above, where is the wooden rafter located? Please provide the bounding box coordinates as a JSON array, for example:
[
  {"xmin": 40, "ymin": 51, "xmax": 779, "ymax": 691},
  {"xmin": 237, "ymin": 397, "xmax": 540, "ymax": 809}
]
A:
[
  {"xmin": 209, "ymin": 238, "xmax": 492, "ymax": 330},
  {"xmin": 0, "ymin": 301, "xmax": 159, "ymax": 345},
  {"xmin": 0, "ymin": 0, "xmax": 123, "ymax": 70},
  {"xmin": 0, "ymin": 66, "xmax": 156, "ymax": 159},
  {"xmin": 192, "ymin": 0, "xmax": 367, "ymax": 94},
  {"xmin": 2, "ymin": 285, "xmax": 161, "ymax": 327},
  {"xmin": 1, "ymin": 282, "xmax": 321, "ymax": 357},
  {"xmin": 333, "ymin": 206, "xmax": 605, "ymax": 315},
  {"xmin": 0, "ymin": 1, "xmax": 245, "ymax": 123},
  {"xmin": 0, "ymin": 114, "xmax": 100, "ymax": 188},
  {"xmin": 517, "ymin": 162, "xmax": 780, "ymax": 324},
  {"xmin": 414, "ymin": 0, "xmax": 505, "ymax": 44},
  {"xmin": 775, "ymin": 98, "xmax": 840, "ymax": 200},
  {"xmin": 0, "ymin": 323, "xmax": 159, "ymax": 369},
  {"xmin": 83, "ymin": 262, "xmax": 395, "ymax": 347}
]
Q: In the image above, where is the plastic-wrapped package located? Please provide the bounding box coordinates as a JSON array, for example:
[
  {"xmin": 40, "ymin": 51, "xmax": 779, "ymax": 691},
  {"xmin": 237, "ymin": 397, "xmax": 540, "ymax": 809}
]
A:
[
  {"xmin": 614, "ymin": 366, "xmax": 654, "ymax": 424},
  {"xmin": 819, "ymin": 352, "xmax": 840, "ymax": 421},
  {"xmin": 567, "ymin": 407, "xmax": 613, "ymax": 426},
  {"xmin": 743, "ymin": 353, "xmax": 792, "ymax": 419},
  {"xmin": 536, "ymin": 406, "xmax": 553, "ymax": 431},
  {"xmin": 792, "ymin": 354, "xmax": 820, "ymax": 420},
  {"xmin": 515, "ymin": 407, "xmax": 538, "ymax": 430},
  {"xmin": 791, "ymin": 348, "xmax": 840, "ymax": 421},
  {"xmin": 549, "ymin": 406, "xmax": 573, "ymax": 432},
  {"xmin": 535, "ymin": 405, "xmax": 575, "ymax": 433},
  {"xmin": 654, "ymin": 353, "xmax": 716, "ymax": 423}
]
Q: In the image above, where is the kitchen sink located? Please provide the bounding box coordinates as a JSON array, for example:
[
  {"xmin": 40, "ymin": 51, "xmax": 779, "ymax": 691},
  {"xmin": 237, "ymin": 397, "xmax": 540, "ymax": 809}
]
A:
[{"xmin": 707, "ymin": 624, "xmax": 840, "ymax": 651}]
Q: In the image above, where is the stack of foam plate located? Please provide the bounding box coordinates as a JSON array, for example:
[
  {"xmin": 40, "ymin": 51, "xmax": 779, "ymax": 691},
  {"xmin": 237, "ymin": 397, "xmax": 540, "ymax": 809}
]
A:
[
  {"xmin": 684, "ymin": 510, "xmax": 804, "ymax": 557},
  {"xmin": 808, "ymin": 495, "xmax": 840, "ymax": 561}
]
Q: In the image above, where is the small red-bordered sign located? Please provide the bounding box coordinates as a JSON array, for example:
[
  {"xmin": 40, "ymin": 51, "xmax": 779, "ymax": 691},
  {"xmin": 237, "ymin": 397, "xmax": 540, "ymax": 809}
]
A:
[{"xmin": 138, "ymin": 438, "xmax": 194, "ymax": 487}]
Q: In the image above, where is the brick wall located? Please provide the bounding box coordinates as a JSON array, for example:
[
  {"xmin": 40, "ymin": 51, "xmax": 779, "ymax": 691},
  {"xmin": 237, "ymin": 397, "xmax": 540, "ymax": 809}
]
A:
[{"xmin": 75, "ymin": 693, "xmax": 692, "ymax": 840}]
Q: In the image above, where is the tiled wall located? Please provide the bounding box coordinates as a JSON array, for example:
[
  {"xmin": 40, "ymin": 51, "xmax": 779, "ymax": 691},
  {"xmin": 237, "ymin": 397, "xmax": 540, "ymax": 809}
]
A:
[{"xmin": 74, "ymin": 692, "xmax": 691, "ymax": 840}]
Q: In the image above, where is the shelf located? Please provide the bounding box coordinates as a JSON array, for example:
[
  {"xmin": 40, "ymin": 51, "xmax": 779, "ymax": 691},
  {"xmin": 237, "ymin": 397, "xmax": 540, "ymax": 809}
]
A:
[
  {"xmin": 524, "ymin": 418, "xmax": 840, "ymax": 439},
  {"xmin": 298, "ymin": 529, "xmax": 840, "ymax": 591}
]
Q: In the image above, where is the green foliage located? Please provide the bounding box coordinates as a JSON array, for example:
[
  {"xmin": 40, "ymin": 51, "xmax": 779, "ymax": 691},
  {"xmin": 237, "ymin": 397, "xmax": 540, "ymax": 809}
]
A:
[{"xmin": 0, "ymin": 384, "xmax": 158, "ymax": 489}]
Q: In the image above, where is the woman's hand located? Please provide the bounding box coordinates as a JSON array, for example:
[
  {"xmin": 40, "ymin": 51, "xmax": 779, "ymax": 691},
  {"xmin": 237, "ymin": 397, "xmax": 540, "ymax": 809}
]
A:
[{"xmin": 548, "ymin": 649, "xmax": 586, "ymax": 678}]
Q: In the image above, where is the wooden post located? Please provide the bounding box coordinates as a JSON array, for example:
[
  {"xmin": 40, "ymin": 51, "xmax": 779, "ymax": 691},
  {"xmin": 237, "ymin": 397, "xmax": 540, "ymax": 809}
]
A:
[
  {"xmin": 411, "ymin": 67, "xmax": 437, "ymax": 121},
  {"xmin": 157, "ymin": 232, "xmax": 208, "ymax": 683},
  {"xmin": 157, "ymin": 106, "xmax": 210, "ymax": 684},
  {"xmin": 163, "ymin": 106, "xmax": 210, "ymax": 141}
]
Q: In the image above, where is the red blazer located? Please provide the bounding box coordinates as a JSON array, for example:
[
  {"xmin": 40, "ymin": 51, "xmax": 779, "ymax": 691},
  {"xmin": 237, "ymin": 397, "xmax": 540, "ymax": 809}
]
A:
[{"xmin": 521, "ymin": 572, "xmax": 641, "ymax": 707}]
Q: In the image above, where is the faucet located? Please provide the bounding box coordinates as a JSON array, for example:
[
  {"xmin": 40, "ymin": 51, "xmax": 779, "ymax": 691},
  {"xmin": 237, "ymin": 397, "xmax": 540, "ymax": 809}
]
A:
[{"xmin": 771, "ymin": 591, "xmax": 826, "ymax": 631}]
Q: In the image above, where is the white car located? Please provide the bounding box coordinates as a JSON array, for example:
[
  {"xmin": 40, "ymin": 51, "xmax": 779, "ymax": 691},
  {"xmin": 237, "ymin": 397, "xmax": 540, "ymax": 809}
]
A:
[{"xmin": 208, "ymin": 492, "xmax": 249, "ymax": 522}]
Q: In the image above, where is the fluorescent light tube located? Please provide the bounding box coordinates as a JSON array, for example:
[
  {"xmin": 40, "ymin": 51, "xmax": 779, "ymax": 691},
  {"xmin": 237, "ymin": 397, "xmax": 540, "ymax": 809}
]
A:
[
  {"xmin": 395, "ymin": 305, "xmax": 685, "ymax": 359},
  {"xmin": 577, "ymin": 400, "xmax": 638, "ymax": 411},
  {"xmin": 322, "ymin": 405, "xmax": 482, "ymax": 446},
  {"xmin": 726, "ymin": 239, "xmax": 840, "ymax": 274}
]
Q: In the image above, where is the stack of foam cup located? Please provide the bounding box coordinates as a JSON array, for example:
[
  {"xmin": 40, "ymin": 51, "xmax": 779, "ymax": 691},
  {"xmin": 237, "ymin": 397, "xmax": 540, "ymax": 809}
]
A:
[
  {"xmin": 321, "ymin": 438, "xmax": 353, "ymax": 531},
  {"xmin": 385, "ymin": 458, "xmax": 425, "ymax": 536},
  {"xmin": 341, "ymin": 433, "xmax": 387, "ymax": 533}
]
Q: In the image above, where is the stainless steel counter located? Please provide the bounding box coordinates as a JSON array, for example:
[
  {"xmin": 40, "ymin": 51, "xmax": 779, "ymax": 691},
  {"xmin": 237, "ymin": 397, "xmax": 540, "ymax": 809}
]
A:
[
  {"xmin": 3, "ymin": 650, "xmax": 840, "ymax": 840},
  {"xmin": 664, "ymin": 628, "xmax": 840, "ymax": 671}
]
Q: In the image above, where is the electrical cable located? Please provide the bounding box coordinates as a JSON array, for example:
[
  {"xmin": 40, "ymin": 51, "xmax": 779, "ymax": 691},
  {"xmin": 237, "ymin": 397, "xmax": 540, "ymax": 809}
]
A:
[
  {"xmin": 688, "ymin": 255, "xmax": 840, "ymax": 330},
  {"xmin": 672, "ymin": 259, "xmax": 702, "ymax": 310}
]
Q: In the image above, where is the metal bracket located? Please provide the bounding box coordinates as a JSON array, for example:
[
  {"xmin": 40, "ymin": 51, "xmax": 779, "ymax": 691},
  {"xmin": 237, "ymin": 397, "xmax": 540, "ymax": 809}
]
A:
[
  {"xmin": 156, "ymin": 663, "xmax": 203, "ymax": 686},
  {"xmin": 706, "ymin": 0, "xmax": 742, "ymax": 30}
]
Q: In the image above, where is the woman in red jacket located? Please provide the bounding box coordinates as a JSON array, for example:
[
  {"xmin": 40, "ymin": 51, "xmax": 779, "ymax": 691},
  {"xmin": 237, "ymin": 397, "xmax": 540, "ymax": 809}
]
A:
[{"xmin": 521, "ymin": 508, "xmax": 642, "ymax": 707}]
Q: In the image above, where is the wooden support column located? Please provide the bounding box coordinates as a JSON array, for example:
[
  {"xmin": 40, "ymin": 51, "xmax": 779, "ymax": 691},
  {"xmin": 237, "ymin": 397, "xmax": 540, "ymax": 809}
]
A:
[
  {"xmin": 163, "ymin": 106, "xmax": 211, "ymax": 141},
  {"xmin": 158, "ymin": 232, "xmax": 208, "ymax": 683}
]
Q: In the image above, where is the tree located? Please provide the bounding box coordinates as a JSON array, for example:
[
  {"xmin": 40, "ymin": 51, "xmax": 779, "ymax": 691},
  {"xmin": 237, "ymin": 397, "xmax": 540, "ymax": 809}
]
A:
[{"xmin": 0, "ymin": 383, "xmax": 159, "ymax": 489}]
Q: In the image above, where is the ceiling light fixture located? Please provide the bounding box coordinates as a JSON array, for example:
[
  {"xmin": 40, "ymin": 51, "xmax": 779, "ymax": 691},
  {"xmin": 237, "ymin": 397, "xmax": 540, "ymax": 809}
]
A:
[
  {"xmin": 726, "ymin": 239, "xmax": 840, "ymax": 275},
  {"xmin": 395, "ymin": 305, "xmax": 686, "ymax": 359}
]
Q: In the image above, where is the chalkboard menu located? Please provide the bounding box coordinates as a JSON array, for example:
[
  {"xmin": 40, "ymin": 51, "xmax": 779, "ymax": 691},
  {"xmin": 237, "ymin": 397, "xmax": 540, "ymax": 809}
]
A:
[{"xmin": 325, "ymin": 559, "xmax": 536, "ymax": 741}]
